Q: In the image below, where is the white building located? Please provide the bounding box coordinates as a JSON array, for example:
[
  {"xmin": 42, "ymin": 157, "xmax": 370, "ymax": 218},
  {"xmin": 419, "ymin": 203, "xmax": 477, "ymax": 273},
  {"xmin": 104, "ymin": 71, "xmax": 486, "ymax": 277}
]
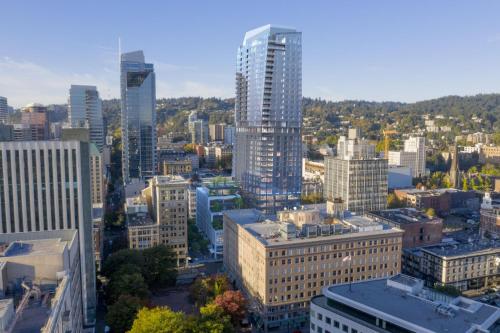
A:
[
  {"xmin": 388, "ymin": 136, "xmax": 426, "ymax": 178},
  {"xmin": 311, "ymin": 274, "xmax": 500, "ymax": 333}
]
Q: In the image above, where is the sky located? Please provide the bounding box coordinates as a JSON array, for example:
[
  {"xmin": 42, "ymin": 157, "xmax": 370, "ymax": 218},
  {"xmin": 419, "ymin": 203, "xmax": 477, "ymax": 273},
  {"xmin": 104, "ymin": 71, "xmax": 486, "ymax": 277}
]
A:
[{"xmin": 1, "ymin": 0, "xmax": 500, "ymax": 108}]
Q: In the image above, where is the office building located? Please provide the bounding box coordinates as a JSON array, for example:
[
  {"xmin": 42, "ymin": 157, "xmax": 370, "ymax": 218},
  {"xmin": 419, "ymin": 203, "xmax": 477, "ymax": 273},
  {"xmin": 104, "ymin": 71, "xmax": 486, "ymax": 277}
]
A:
[
  {"xmin": 0, "ymin": 230, "xmax": 90, "ymax": 332},
  {"xmin": 89, "ymin": 144, "xmax": 104, "ymax": 205},
  {"xmin": 162, "ymin": 158, "xmax": 193, "ymax": 175},
  {"xmin": 0, "ymin": 140, "xmax": 96, "ymax": 326},
  {"xmin": 480, "ymin": 192, "xmax": 500, "ymax": 239},
  {"xmin": 21, "ymin": 103, "xmax": 49, "ymax": 140},
  {"xmin": 324, "ymin": 135, "xmax": 387, "ymax": 214},
  {"xmin": 403, "ymin": 239, "xmax": 500, "ymax": 291},
  {"xmin": 120, "ymin": 50, "xmax": 157, "ymax": 183},
  {"xmin": 0, "ymin": 124, "xmax": 13, "ymax": 142},
  {"xmin": 367, "ymin": 208, "xmax": 443, "ymax": 248},
  {"xmin": 0, "ymin": 97, "xmax": 7, "ymax": 123},
  {"xmin": 196, "ymin": 180, "xmax": 240, "ymax": 257},
  {"xmin": 203, "ymin": 143, "xmax": 232, "ymax": 169},
  {"xmin": 127, "ymin": 176, "xmax": 189, "ymax": 265},
  {"xmin": 388, "ymin": 136, "xmax": 426, "ymax": 178},
  {"xmin": 209, "ymin": 123, "xmax": 225, "ymax": 142},
  {"xmin": 190, "ymin": 120, "xmax": 209, "ymax": 145},
  {"xmin": 68, "ymin": 85, "xmax": 104, "ymax": 152},
  {"xmin": 233, "ymin": 25, "xmax": 302, "ymax": 213},
  {"xmin": 224, "ymin": 207, "xmax": 403, "ymax": 332},
  {"xmin": 310, "ymin": 274, "xmax": 500, "ymax": 333}
]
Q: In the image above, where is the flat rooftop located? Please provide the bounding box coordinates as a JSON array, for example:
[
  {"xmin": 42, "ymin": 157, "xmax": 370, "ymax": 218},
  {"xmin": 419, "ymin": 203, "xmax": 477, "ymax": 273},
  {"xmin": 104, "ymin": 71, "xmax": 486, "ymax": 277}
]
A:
[
  {"xmin": 369, "ymin": 208, "xmax": 438, "ymax": 225},
  {"xmin": 225, "ymin": 209, "xmax": 401, "ymax": 247},
  {"xmin": 420, "ymin": 239, "xmax": 500, "ymax": 258},
  {"xmin": 1, "ymin": 239, "xmax": 66, "ymax": 257},
  {"xmin": 314, "ymin": 275, "xmax": 500, "ymax": 333}
]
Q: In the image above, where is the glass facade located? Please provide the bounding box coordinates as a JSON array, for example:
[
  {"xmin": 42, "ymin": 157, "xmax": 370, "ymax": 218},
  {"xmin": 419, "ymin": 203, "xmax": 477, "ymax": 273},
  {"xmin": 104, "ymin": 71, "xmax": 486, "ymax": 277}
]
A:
[
  {"xmin": 234, "ymin": 25, "xmax": 302, "ymax": 213},
  {"xmin": 68, "ymin": 85, "xmax": 104, "ymax": 152},
  {"xmin": 120, "ymin": 50, "xmax": 157, "ymax": 183}
]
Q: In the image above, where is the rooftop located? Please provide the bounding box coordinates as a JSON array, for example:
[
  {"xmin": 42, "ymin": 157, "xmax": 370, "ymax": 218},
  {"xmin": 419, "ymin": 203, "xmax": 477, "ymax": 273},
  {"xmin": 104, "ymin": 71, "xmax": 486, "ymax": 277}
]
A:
[
  {"xmin": 314, "ymin": 274, "xmax": 500, "ymax": 333},
  {"xmin": 420, "ymin": 239, "xmax": 500, "ymax": 258},
  {"xmin": 368, "ymin": 208, "xmax": 440, "ymax": 225},
  {"xmin": 153, "ymin": 175, "xmax": 189, "ymax": 185},
  {"xmin": 1, "ymin": 239, "xmax": 66, "ymax": 257}
]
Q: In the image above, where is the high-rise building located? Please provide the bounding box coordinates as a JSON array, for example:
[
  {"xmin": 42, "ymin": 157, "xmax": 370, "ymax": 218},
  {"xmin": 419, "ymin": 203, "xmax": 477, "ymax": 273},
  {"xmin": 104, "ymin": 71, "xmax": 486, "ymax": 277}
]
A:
[
  {"xmin": 120, "ymin": 50, "xmax": 157, "ymax": 183},
  {"xmin": 68, "ymin": 85, "xmax": 104, "ymax": 152},
  {"xmin": 324, "ymin": 135, "xmax": 388, "ymax": 214},
  {"xmin": 0, "ymin": 140, "xmax": 96, "ymax": 327},
  {"xmin": 189, "ymin": 116, "xmax": 209, "ymax": 145},
  {"xmin": 224, "ymin": 207, "xmax": 403, "ymax": 332},
  {"xmin": 209, "ymin": 123, "xmax": 225, "ymax": 142},
  {"xmin": 388, "ymin": 136, "xmax": 426, "ymax": 178},
  {"xmin": 310, "ymin": 274, "xmax": 500, "ymax": 333},
  {"xmin": 223, "ymin": 125, "xmax": 235, "ymax": 145},
  {"xmin": 234, "ymin": 25, "xmax": 302, "ymax": 213},
  {"xmin": 21, "ymin": 103, "xmax": 49, "ymax": 140},
  {"xmin": 0, "ymin": 97, "xmax": 8, "ymax": 123}
]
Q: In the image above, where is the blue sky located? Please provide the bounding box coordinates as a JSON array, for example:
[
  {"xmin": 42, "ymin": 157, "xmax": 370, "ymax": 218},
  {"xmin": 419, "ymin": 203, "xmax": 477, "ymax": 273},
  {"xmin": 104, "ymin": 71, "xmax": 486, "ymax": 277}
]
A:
[{"xmin": 1, "ymin": 0, "xmax": 500, "ymax": 107}]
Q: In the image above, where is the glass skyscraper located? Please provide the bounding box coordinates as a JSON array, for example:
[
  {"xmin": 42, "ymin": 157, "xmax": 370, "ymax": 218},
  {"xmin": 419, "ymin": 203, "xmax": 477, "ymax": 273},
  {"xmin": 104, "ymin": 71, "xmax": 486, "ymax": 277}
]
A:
[
  {"xmin": 120, "ymin": 50, "xmax": 157, "ymax": 183},
  {"xmin": 68, "ymin": 85, "xmax": 104, "ymax": 152},
  {"xmin": 234, "ymin": 25, "xmax": 302, "ymax": 213}
]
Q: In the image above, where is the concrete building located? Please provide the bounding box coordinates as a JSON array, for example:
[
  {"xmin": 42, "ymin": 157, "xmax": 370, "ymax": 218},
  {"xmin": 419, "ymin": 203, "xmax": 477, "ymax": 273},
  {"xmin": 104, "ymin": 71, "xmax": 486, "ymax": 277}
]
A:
[
  {"xmin": 120, "ymin": 50, "xmax": 157, "ymax": 183},
  {"xmin": 388, "ymin": 136, "xmax": 426, "ymax": 178},
  {"xmin": 92, "ymin": 204, "xmax": 104, "ymax": 272},
  {"xmin": 90, "ymin": 144, "xmax": 104, "ymax": 205},
  {"xmin": 196, "ymin": 181, "xmax": 240, "ymax": 257},
  {"xmin": 187, "ymin": 184, "xmax": 198, "ymax": 220},
  {"xmin": 0, "ymin": 97, "xmax": 8, "ymax": 123},
  {"xmin": 189, "ymin": 119, "xmax": 209, "ymax": 145},
  {"xmin": 127, "ymin": 176, "xmax": 189, "ymax": 265},
  {"xmin": 367, "ymin": 208, "xmax": 443, "ymax": 248},
  {"xmin": 403, "ymin": 239, "xmax": 500, "ymax": 291},
  {"xmin": 480, "ymin": 192, "xmax": 500, "ymax": 239},
  {"xmin": 310, "ymin": 274, "xmax": 500, "ymax": 333},
  {"xmin": 209, "ymin": 123, "xmax": 225, "ymax": 142},
  {"xmin": 480, "ymin": 145, "xmax": 500, "ymax": 164},
  {"xmin": 0, "ymin": 140, "xmax": 96, "ymax": 326},
  {"xmin": 233, "ymin": 25, "xmax": 302, "ymax": 213},
  {"xmin": 21, "ymin": 103, "xmax": 49, "ymax": 141},
  {"xmin": 224, "ymin": 207, "xmax": 403, "ymax": 332},
  {"xmin": 324, "ymin": 132, "xmax": 388, "ymax": 214},
  {"xmin": 68, "ymin": 85, "xmax": 104, "ymax": 152},
  {"xmin": 0, "ymin": 230, "xmax": 88, "ymax": 332},
  {"xmin": 0, "ymin": 124, "xmax": 13, "ymax": 142},
  {"xmin": 162, "ymin": 158, "xmax": 193, "ymax": 175}
]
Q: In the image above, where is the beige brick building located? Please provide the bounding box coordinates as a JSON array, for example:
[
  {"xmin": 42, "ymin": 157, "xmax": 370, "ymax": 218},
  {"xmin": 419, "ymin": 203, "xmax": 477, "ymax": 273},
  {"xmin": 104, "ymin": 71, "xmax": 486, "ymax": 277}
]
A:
[
  {"xmin": 162, "ymin": 158, "xmax": 192, "ymax": 175},
  {"xmin": 127, "ymin": 175, "xmax": 189, "ymax": 265},
  {"xmin": 224, "ymin": 208, "xmax": 403, "ymax": 332}
]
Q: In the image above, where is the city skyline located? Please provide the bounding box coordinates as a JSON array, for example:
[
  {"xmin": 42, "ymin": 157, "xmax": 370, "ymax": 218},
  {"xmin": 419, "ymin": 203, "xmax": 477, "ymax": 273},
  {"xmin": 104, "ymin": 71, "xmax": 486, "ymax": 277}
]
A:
[{"xmin": 2, "ymin": 1, "xmax": 500, "ymax": 107}]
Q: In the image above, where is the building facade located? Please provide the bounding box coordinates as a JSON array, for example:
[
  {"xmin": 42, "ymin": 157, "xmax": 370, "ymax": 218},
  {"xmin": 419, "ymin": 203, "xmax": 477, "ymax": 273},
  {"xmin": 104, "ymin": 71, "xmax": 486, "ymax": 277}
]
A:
[
  {"xmin": 224, "ymin": 208, "xmax": 403, "ymax": 332},
  {"xmin": 21, "ymin": 104, "xmax": 49, "ymax": 141},
  {"xmin": 120, "ymin": 50, "xmax": 157, "ymax": 183},
  {"xmin": 0, "ymin": 141, "xmax": 96, "ymax": 327},
  {"xmin": 0, "ymin": 97, "xmax": 7, "ymax": 124},
  {"xmin": 209, "ymin": 123, "xmax": 225, "ymax": 142},
  {"xmin": 480, "ymin": 192, "xmax": 500, "ymax": 239},
  {"xmin": 196, "ymin": 182, "xmax": 240, "ymax": 257},
  {"xmin": 162, "ymin": 158, "xmax": 192, "ymax": 175},
  {"xmin": 233, "ymin": 25, "xmax": 302, "ymax": 213},
  {"xmin": 68, "ymin": 85, "xmax": 104, "ymax": 152}
]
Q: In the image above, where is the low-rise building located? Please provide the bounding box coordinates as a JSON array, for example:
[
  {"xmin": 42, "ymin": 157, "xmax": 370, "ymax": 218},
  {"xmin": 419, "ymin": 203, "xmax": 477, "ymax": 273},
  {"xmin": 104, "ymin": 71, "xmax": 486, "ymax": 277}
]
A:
[
  {"xmin": 368, "ymin": 208, "xmax": 443, "ymax": 248},
  {"xmin": 311, "ymin": 274, "xmax": 500, "ymax": 333},
  {"xmin": 480, "ymin": 145, "xmax": 500, "ymax": 164},
  {"xmin": 0, "ymin": 230, "xmax": 86, "ymax": 333},
  {"xmin": 224, "ymin": 207, "xmax": 403, "ymax": 332},
  {"xmin": 395, "ymin": 188, "xmax": 480, "ymax": 215},
  {"xmin": 196, "ymin": 181, "xmax": 241, "ymax": 257},
  {"xmin": 403, "ymin": 239, "xmax": 500, "ymax": 291},
  {"xmin": 162, "ymin": 158, "xmax": 193, "ymax": 175}
]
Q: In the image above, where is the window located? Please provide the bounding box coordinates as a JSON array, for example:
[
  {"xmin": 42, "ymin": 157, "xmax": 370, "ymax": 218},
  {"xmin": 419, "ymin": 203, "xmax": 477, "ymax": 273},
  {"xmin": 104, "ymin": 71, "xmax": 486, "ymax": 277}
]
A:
[
  {"xmin": 334, "ymin": 321, "xmax": 340, "ymax": 328},
  {"xmin": 342, "ymin": 324, "xmax": 349, "ymax": 332},
  {"xmin": 325, "ymin": 317, "xmax": 331, "ymax": 324}
]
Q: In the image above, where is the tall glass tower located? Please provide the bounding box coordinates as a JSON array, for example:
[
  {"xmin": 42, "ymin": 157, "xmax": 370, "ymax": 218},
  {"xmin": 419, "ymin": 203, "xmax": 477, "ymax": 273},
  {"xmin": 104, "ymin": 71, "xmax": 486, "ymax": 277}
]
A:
[
  {"xmin": 234, "ymin": 25, "xmax": 302, "ymax": 213},
  {"xmin": 68, "ymin": 85, "xmax": 104, "ymax": 152},
  {"xmin": 120, "ymin": 50, "xmax": 157, "ymax": 183}
]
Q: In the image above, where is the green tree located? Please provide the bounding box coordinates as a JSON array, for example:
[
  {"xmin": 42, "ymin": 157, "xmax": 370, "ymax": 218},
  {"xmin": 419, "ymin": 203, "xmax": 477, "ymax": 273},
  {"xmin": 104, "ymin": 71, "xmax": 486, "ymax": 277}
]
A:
[
  {"xmin": 387, "ymin": 193, "xmax": 405, "ymax": 208},
  {"xmin": 142, "ymin": 245, "xmax": 178, "ymax": 288},
  {"xmin": 461, "ymin": 176, "xmax": 469, "ymax": 191},
  {"xmin": 425, "ymin": 208, "xmax": 437, "ymax": 217},
  {"xmin": 101, "ymin": 249, "xmax": 144, "ymax": 278},
  {"xmin": 189, "ymin": 275, "xmax": 231, "ymax": 307},
  {"xmin": 129, "ymin": 307, "xmax": 192, "ymax": 333},
  {"xmin": 107, "ymin": 273, "xmax": 150, "ymax": 303},
  {"xmin": 105, "ymin": 295, "xmax": 145, "ymax": 333},
  {"xmin": 195, "ymin": 303, "xmax": 233, "ymax": 333}
]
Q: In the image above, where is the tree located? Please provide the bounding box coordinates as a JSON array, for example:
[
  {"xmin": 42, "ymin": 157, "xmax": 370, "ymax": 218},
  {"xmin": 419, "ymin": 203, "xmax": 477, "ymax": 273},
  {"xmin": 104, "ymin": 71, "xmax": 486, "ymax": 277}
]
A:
[
  {"xmin": 387, "ymin": 193, "xmax": 405, "ymax": 208},
  {"xmin": 461, "ymin": 176, "xmax": 469, "ymax": 191},
  {"xmin": 142, "ymin": 245, "xmax": 178, "ymax": 288},
  {"xmin": 101, "ymin": 249, "xmax": 144, "ymax": 278},
  {"xmin": 425, "ymin": 208, "xmax": 437, "ymax": 217},
  {"xmin": 129, "ymin": 307, "xmax": 192, "ymax": 333},
  {"xmin": 213, "ymin": 290, "xmax": 247, "ymax": 326},
  {"xmin": 107, "ymin": 273, "xmax": 150, "ymax": 303},
  {"xmin": 105, "ymin": 295, "xmax": 145, "ymax": 333},
  {"xmin": 195, "ymin": 303, "xmax": 233, "ymax": 333},
  {"xmin": 189, "ymin": 275, "xmax": 231, "ymax": 307}
]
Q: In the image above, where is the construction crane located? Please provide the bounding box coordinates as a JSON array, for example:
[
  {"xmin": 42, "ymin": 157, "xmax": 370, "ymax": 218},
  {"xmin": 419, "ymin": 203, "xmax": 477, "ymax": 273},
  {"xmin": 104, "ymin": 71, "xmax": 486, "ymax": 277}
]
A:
[{"xmin": 382, "ymin": 129, "xmax": 397, "ymax": 159}]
